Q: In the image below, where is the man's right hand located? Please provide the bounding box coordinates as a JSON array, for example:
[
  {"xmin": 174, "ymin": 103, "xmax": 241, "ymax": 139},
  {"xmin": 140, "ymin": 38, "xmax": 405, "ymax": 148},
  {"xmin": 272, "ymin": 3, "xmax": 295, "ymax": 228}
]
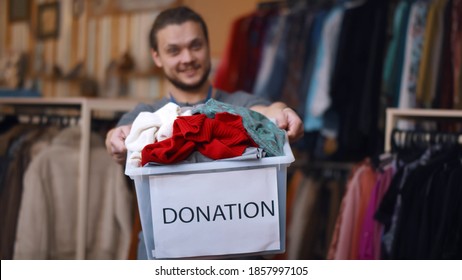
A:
[{"xmin": 105, "ymin": 125, "xmax": 131, "ymax": 165}]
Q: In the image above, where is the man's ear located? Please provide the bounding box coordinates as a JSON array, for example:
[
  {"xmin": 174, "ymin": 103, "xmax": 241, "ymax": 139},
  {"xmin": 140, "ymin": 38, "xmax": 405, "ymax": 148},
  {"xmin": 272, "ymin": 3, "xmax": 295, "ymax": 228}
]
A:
[{"xmin": 151, "ymin": 49, "xmax": 162, "ymax": 68}]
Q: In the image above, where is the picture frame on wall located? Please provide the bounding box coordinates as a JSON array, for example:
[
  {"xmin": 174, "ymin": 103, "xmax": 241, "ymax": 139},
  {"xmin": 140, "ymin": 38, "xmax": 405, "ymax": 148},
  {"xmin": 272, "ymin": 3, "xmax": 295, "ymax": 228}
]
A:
[
  {"xmin": 37, "ymin": 2, "xmax": 60, "ymax": 40},
  {"xmin": 8, "ymin": 0, "xmax": 30, "ymax": 22}
]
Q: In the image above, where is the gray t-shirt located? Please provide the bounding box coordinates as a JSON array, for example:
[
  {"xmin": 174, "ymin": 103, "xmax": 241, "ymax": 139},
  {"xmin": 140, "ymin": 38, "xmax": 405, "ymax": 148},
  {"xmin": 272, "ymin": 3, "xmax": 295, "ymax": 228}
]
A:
[{"xmin": 116, "ymin": 89, "xmax": 271, "ymax": 126}]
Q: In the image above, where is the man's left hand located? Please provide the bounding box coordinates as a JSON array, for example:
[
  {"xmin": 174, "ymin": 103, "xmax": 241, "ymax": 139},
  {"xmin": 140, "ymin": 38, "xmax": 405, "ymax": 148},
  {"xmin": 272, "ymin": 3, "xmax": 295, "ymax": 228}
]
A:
[{"xmin": 275, "ymin": 107, "xmax": 304, "ymax": 142}]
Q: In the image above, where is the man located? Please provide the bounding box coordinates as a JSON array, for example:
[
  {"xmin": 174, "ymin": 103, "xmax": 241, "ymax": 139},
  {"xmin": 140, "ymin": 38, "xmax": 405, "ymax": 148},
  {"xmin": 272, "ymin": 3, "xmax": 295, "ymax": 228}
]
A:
[
  {"xmin": 106, "ymin": 6, "xmax": 304, "ymax": 165},
  {"xmin": 106, "ymin": 6, "xmax": 304, "ymax": 259}
]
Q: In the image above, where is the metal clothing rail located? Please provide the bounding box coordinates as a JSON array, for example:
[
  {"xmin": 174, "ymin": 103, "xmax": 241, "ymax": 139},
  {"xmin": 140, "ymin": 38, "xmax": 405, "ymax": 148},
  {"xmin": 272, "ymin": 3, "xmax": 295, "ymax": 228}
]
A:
[
  {"xmin": 384, "ymin": 108, "xmax": 462, "ymax": 153},
  {"xmin": 0, "ymin": 97, "xmax": 139, "ymax": 259}
]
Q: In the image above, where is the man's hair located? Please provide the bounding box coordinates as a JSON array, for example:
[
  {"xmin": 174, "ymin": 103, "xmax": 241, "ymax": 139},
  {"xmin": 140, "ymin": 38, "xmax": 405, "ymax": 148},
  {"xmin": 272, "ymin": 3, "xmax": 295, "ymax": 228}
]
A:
[{"xmin": 149, "ymin": 6, "xmax": 209, "ymax": 51}]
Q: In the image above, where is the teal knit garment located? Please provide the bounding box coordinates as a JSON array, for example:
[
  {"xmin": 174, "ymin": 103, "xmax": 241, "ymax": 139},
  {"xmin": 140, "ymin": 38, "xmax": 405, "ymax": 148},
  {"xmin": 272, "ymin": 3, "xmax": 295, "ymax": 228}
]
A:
[{"xmin": 192, "ymin": 99, "xmax": 285, "ymax": 157}]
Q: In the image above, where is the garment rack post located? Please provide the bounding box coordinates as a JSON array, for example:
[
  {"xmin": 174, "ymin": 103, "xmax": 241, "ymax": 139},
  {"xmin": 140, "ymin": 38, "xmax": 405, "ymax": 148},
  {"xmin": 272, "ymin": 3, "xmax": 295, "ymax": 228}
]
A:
[
  {"xmin": 384, "ymin": 108, "xmax": 462, "ymax": 153},
  {"xmin": 77, "ymin": 99, "xmax": 91, "ymax": 259}
]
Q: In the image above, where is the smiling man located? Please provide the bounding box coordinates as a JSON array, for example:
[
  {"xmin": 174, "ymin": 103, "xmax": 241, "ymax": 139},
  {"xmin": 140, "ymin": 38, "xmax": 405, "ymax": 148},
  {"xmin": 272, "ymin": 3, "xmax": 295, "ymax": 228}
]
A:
[
  {"xmin": 105, "ymin": 6, "xmax": 304, "ymax": 260},
  {"xmin": 150, "ymin": 11, "xmax": 212, "ymax": 94},
  {"xmin": 106, "ymin": 6, "xmax": 303, "ymax": 164}
]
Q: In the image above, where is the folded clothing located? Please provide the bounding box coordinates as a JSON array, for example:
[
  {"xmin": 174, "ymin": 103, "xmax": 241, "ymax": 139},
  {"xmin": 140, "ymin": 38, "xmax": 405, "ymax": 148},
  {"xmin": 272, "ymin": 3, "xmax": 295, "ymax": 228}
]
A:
[
  {"xmin": 193, "ymin": 99, "xmax": 285, "ymax": 156},
  {"xmin": 141, "ymin": 112, "xmax": 258, "ymax": 165}
]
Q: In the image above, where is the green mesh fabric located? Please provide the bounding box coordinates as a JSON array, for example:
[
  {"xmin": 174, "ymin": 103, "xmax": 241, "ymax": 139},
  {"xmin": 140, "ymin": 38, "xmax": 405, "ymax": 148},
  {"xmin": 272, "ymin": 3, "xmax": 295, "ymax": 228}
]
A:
[{"xmin": 192, "ymin": 99, "xmax": 285, "ymax": 157}]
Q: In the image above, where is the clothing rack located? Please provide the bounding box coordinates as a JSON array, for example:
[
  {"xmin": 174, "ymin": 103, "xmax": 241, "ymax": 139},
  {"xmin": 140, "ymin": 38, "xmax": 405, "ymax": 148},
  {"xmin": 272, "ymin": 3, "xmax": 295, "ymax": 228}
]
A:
[
  {"xmin": 0, "ymin": 97, "xmax": 139, "ymax": 259},
  {"xmin": 390, "ymin": 129, "xmax": 462, "ymax": 151},
  {"xmin": 384, "ymin": 108, "xmax": 462, "ymax": 153}
]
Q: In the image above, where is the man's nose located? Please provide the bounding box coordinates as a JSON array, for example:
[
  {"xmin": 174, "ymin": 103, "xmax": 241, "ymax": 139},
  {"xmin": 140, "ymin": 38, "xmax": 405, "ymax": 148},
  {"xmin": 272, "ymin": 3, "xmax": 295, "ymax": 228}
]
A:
[{"xmin": 180, "ymin": 49, "xmax": 194, "ymax": 63}]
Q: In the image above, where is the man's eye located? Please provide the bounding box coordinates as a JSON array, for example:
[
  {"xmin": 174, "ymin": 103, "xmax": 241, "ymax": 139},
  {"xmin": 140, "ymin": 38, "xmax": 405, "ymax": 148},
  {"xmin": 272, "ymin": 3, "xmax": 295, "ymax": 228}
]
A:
[
  {"xmin": 191, "ymin": 42, "xmax": 202, "ymax": 50},
  {"xmin": 167, "ymin": 48, "xmax": 179, "ymax": 55}
]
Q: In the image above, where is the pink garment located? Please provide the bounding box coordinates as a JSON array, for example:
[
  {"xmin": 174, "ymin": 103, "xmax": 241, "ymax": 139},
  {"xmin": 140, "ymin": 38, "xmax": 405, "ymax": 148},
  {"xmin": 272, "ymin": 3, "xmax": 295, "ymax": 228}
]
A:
[
  {"xmin": 328, "ymin": 163, "xmax": 375, "ymax": 259},
  {"xmin": 358, "ymin": 164, "xmax": 394, "ymax": 259},
  {"xmin": 327, "ymin": 160, "xmax": 380, "ymax": 260}
]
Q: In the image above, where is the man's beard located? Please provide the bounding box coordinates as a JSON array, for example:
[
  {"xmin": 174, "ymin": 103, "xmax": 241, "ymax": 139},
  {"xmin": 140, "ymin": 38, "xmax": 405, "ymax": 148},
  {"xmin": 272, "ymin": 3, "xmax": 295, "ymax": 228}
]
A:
[{"xmin": 165, "ymin": 63, "xmax": 211, "ymax": 92}]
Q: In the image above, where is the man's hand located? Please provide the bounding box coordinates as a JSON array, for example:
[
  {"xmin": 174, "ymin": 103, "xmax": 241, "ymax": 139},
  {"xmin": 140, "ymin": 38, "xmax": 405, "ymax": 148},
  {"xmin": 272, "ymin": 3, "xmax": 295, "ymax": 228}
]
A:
[
  {"xmin": 251, "ymin": 102, "xmax": 304, "ymax": 143},
  {"xmin": 105, "ymin": 125, "xmax": 131, "ymax": 165},
  {"xmin": 274, "ymin": 107, "xmax": 304, "ymax": 142}
]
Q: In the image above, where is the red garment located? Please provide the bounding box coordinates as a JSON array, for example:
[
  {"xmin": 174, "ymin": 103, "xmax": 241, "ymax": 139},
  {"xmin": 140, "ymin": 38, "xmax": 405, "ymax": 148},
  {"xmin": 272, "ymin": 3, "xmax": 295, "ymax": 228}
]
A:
[
  {"xmin": 214, "ymin": 13, "xmax": 253, "ymax": 92},
  {"xmin": 141, "ymin": 113, "xmax": 257, "ymax": 165},
  {"xmin": 214, "ymin": 10, "xmax": 276, "ymax": 93}
]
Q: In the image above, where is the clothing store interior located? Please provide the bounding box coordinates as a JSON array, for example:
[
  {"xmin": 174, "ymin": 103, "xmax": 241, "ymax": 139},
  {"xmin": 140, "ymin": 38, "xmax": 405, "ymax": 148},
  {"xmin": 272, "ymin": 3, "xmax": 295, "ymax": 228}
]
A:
[{"xmin": 1, "ymin": 0, "xmax": 461, "ymax": 260}]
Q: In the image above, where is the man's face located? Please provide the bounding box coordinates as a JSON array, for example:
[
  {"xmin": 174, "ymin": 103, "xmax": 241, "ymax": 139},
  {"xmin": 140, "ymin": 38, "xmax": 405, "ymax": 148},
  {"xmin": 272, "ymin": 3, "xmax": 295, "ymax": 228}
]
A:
[{"xmin": 152, "ymin": 21, "xmax": 211, "ymax": 92}]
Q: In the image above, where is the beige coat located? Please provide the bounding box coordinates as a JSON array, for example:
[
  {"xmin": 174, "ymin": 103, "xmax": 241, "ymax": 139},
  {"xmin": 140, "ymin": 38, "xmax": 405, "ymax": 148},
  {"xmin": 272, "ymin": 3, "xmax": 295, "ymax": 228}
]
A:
[{"xmin": 14, "ymin": 126, "xmax": 133, "ymax": 259}]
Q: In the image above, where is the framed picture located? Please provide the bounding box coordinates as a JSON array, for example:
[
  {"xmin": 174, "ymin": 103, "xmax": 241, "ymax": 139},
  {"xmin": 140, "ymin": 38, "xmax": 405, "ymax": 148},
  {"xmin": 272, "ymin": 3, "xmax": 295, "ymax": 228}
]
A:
[
  {"xmin": 37, "ymin": 2, "xmax": 60, "ymax": 40},
  {"xmin": 8, "ymin": 0, "xmax": 30, "ymax": 22}
]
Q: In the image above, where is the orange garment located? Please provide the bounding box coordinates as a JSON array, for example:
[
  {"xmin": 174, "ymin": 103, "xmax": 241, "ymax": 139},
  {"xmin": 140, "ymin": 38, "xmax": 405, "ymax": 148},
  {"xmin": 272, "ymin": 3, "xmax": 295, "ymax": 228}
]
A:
[
  {"xmin": 286, "ymin": 169, "xmax": 304, "ymax": 235},
  {"xmin": 270, "ymin": 169, "xmax": 304, "ymax": 260},
  {"xmin": 287, "ymin": 176, "xmax": 321, "ymax": 259}
]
